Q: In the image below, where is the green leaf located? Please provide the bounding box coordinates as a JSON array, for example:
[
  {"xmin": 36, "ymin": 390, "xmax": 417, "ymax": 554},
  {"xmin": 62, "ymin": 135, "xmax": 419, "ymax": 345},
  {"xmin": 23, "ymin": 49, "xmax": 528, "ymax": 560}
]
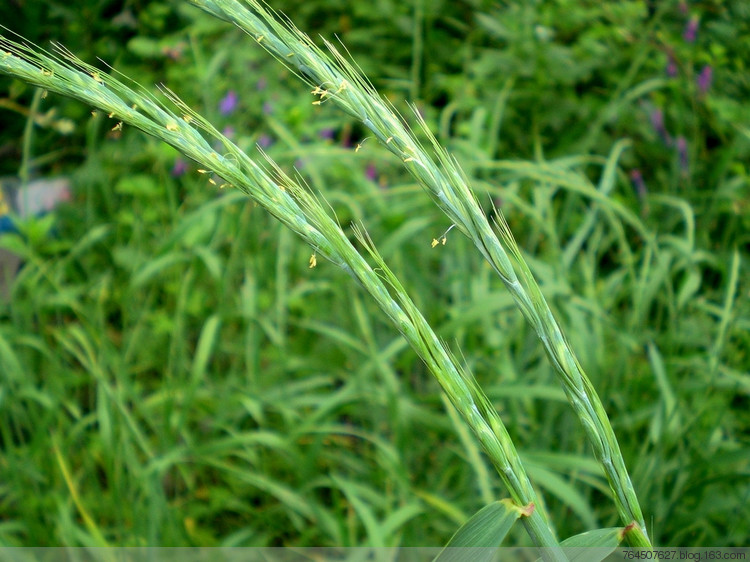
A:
[
  {"xmin": 68, "ymin": 224, "xmax": 112, "ymax": 259},
  {"xmin": 115, "ymin": 174, "xmax": 160, "ymax": 198},
  {"xmin": 434, "ymin": 500, "xmax": 521, "ymax": 562},
  {"xmin": 560, "ymin": 527, "xmax": 624, "ymax": 561},
  {"xmin": 193, "ymin": 246, "xmax": 223, "ymax": 281},
  {"xmin": 190, "ymin": 314, "xmax": 221, "ymax": 383},
  {"xmin": 126, "ymin": 37, "xmax": 162, "ymax": 59},
  {"xmin": 0, "ymin": 330, "xmax": 23, "ymax": 382},
  {"xmin": 531, "ymin": 528, "xmax": 624, "ymax": 562},
  {"xmin": 19, "ymin": 212, "xmax": 57, "ymax": 247},
  {"xmin": 130, "ymin": 251, "xmax": 191, "ymax": 288}
]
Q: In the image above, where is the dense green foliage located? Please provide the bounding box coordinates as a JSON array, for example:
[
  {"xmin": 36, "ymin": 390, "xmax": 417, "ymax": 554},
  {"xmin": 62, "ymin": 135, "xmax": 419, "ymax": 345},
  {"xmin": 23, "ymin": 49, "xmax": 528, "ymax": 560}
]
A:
[{"xmin": 1, "ymin": 0, "xmax": 748, "ymax": 548}]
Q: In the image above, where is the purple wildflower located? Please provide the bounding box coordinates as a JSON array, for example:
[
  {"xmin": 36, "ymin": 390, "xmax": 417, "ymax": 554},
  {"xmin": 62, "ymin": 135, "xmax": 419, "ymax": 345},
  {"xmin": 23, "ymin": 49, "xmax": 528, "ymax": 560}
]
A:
[
  {"xmin": 666, "ymin": 54, "xmax": 678, "ymax": 78},
  {"xmin": 295, "ymin": 158, "xmax": 305, "ymax": 170},
  {"xmin": 631, "ymin": 169, "xmax": 649, "ymax": 216},
  {"xmin": 365, "ymin": 162, "xmax": 377, "ymax": 181},
  {"xmin": 171, "ymin": 158, "xmax": 188, "ymax": 177},
  {"xmin": 683, "ymin": 16, "xmax": 699, "ymax": 43},
  {"xmin": 256, "ymin": 77, "xmax": 267, "ymax": 91},
  {"xmin": 222, "ymin": 126, "xmax": 235, "ymax": 139},
  {"xmin": 697, "ymin": 65, "xmax": 712, "ymax": 94},
  {"xmin": 257, "ymin": 134, "xmax": 273, "ymax": 149},
  {"xmin": 630, "ymin": 169, "xmax": 647, "ymax": 199},
  {"xmin": 319, "ymin": 128, "xmax": 335, "ymax": 141},
  {"xmin": 676, "ymin": 136, "xmax": 689, "ymax": 174},
  {"xmin": 650, "ymin": 108, "xmax": 672, "ymax": 145},
  {"xmin": 262, "ymin": 101, "xmax": 274, "ymax": 115},
  {"xmin": 219, "ymin": 90, "xmax": 238, "ymax": 115}
]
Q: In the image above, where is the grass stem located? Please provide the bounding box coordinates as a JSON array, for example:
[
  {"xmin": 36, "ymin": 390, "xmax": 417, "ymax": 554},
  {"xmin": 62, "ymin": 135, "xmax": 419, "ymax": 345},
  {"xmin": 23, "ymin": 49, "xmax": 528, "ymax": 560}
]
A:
[
  {"xmin": 0, "ymin": 31, "xmax": 567, "ymax": 552},
  {"xmin": 181, "ymin": 0, "xmax": 652, "ymax": 546}
]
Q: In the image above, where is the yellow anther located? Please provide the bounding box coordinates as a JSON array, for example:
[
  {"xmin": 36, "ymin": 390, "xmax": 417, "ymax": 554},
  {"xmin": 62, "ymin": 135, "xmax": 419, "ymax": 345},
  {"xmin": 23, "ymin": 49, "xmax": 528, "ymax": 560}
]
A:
[
  {"xmin": 165, "ymin": 122, "xmax": 178, "ymax": 131},
  {"xmin": 386, "ymin": 137, "xmax": 393, "ymax": 144},
  {"xmin": 182, "ymin": 115, "xmax": 192, "ymax": 123},
  {"xmin": 355, "ymin": 137, "xmax": 370, "ymax": 152},
  {"xmin": 256, "ymin": 35, "xmax": 264, "ymax": 43},
  {"xmin": 404, "ymin": 157, "xmax": 415, "ymax": 163},
  {"xmin": 435, "ymin": 224, "xmax": 456, "ymax": 246},
  {"xmin": 309, "ymin": 253, "xmax": 317, "ymax": 268},
  {"xmin": 91, "ymin": 72, "xmax": 102, "ymax": 83},
  {"xmin": 208, "ymin": 178, "xmax": 216, "ymax": 185},
  {"xmin": 41, "ymin": 90, "xmax": 48, "ymax": 99},
  {"xmin": 197, "ymin": 169, "xmax": 209, "ymax": 174},
  {"xmin": 111, "ymin": 121, "xmax": 122, "ymax": 131}
]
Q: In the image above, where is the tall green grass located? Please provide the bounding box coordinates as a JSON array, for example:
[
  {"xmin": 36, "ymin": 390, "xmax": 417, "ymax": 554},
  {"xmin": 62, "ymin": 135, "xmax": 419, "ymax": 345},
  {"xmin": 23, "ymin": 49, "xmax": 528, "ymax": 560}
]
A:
[
  {"xmin": 0, "ymin": 0, "xmax": 747, "ymax": 550},
  {"xmin": 183, "ymin": 0, "xmax": 653, "ymax": 546}
]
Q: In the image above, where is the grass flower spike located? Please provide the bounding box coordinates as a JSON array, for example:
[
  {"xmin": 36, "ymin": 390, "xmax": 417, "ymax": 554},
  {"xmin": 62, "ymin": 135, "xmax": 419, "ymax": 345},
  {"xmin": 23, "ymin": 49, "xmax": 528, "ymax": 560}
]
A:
[
  {"xmin": 0, "ymin": 29, "xmax": 571, "ymax": 553},
  {"xmin": 183, "ymin": 0, "xmax": 652, "ymax": 547}
]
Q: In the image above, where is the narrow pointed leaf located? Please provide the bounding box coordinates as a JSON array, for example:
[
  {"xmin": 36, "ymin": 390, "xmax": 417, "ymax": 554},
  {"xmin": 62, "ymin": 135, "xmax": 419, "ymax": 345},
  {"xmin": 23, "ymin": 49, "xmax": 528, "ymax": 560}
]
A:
[
  {"xmin": 560, "ymin": 527, "xmax": 624, "ymax": 562},
  {"xmin": 434, "ymin": 500, "xmax": 521, "ymax": 562}
]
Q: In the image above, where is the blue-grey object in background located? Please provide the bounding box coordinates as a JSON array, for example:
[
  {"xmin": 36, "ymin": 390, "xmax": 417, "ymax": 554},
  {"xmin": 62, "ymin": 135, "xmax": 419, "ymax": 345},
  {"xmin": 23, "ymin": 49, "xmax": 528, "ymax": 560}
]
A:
[
  {"xmin": 0, "ymin": 177, "xmax": 72, "ymax": 233},
  {"xmin": 0, "ymin": 177, "xmax": 72, "ymax": 299}
]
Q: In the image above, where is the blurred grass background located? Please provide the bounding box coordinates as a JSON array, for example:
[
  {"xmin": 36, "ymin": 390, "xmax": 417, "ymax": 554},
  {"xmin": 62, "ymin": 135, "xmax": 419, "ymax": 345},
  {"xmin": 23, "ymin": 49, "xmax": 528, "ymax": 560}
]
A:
[{"xmin": 0, "ymin": 0, "xmax": 748, "ymax": 548}]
